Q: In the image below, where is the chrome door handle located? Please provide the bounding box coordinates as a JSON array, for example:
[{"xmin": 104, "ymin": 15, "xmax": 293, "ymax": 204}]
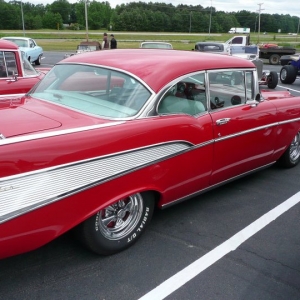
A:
[{"xmin": 216, "ymin": 118, "xmax": 231, "ymax": 125}]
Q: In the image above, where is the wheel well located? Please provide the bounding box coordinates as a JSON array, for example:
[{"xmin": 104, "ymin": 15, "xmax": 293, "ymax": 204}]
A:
[{"xmin": 143, "ymin": 190, "xmax": 161, "ymax": 207}]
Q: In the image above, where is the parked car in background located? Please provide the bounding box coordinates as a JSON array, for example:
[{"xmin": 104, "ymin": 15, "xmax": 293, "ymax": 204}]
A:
[
  {"xmin": 140, "ymin": 41, "xmax": 173, "ymax": 49},
  {"xmin": 0, "ymin": 39, "xmax": 46, "ymax": 96},
  {"xmin": 64, "ymin": 41, "xmax": 102, "ymax": 59},
  {"xmin": 0, "ymin": 49, "xmax": 299, "ymax": 260},
  {"xmin": 1, "ymin": 37, "xmax": 43, "ymax": 65}
]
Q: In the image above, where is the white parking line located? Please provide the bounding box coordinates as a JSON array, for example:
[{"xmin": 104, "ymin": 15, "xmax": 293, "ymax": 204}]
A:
[
  {"xmin": 139, "ymin": 191, "xmax": 300, "ymax": 300},
  {"xmin": 277, "ymin": 84, "xmax": 300, "ymax": 93}
]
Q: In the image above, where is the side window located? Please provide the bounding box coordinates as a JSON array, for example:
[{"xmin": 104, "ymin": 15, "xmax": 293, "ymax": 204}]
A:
[
  {"xmin": 0, "ymin": 52, "xmax": 6, "ymax": 77},
  {"xmin": 29, "ymin": 39, "xmax": 35, "ymax": 48},
  {"xmin": 209, "ymin": 70, "xmax": 246, "ymax": 110},
  {"xmin": 230, "ymin": 37, "xmax": 243, "ymax": 45},
  {"xmin": 0, "ymin": 51, "xmax": 18, "ymax": 77},
  {"xmin": 158, "ymin": 73, "xmax": 207, "ymax": 116},
  {"xmin": 245, "ymin": 71, "xmax": 254, "ymax": 100}
]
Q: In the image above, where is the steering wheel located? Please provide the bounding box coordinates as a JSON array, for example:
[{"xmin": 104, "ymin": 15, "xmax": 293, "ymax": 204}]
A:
[{"xmin": 211, "ymin": 97, "xmax": 225, "ymax": 109}]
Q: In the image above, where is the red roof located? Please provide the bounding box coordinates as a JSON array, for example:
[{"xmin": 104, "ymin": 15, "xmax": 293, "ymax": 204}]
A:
[
  {"xmin": 61, "ymin": 49, "xmax": 255, "ymax": 93},
  {"xmin": 0, "ymin": 39, "xmax": 19, "ymax": 51}
]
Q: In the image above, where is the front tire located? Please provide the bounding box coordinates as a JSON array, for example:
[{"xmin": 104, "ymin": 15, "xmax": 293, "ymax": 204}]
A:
[
  {"xmin": 280, "ymin": 65, "xmax": 297, "ymax": 84},
  {"xmin": 278, "ymin": 131, "xmax": 300, "ymax": 168},
  {"xmin": 267, "ymin": 71, "xmax": 278, "ymax": 89},
  {"xmin": 76, "ymin": 192, "xmax": 155, "ymax": 255}
]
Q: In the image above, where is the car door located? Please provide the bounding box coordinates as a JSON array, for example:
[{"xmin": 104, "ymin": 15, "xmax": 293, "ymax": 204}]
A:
[
  {"xmin": 27, "ymin": 39, "xmax": 38, "ymax": 62},
  {"xmin": 157, "ymin": 72, "xmax": 214, "ymax": 198},
  {"xmin": 208, "ymin": 70, "xmax": 278, "ymax": 185}
]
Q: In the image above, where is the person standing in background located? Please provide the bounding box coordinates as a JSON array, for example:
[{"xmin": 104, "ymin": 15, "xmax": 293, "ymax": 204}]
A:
[
  {"xmin": 102, "ymin": 33, "xmax": 109, "ymax": 50},
  {"xmin": 110, "ymin": 34, "xmax": 117, "ymax": 49}
]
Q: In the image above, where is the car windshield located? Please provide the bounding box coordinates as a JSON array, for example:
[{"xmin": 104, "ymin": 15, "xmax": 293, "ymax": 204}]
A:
[
  {"xmin": 141, "ymin": 42, "xmax": 172, "ymax": 49},
  {"xmin": 5, "ymin": 38, "xmax": 28, "ymax": 48},
  {"xmin": 29, "ymin": 64, "xmax": 152, "ymax": 119},
  {"xmin": 77, "ymin": 45, "xmax": 97, "ymax": 51}
]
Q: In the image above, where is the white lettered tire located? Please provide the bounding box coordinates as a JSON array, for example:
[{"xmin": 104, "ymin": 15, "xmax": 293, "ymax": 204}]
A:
[
  {"xmin": 278, "ymin": 131, "xmax": 300, "ymax": 168},
  {"xmin": 76, "ymin": 192, "xmax": 155, "ymax": 255}
]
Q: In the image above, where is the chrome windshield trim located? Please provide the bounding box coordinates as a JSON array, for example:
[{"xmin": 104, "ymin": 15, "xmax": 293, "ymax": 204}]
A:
[{"xmin": 31, "ymin": 62, "xmax": 156, "ymax": 121}]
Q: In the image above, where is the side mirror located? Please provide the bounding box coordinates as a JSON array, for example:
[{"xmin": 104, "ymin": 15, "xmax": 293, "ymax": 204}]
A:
[{"xmin": 6, "ymin": 71, "xmax": 18, "ymax": 82}]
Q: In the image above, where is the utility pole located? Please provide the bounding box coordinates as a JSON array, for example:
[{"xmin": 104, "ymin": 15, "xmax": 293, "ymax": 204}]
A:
[
  {"xmin": 257, "ymin": 3, "xmax": 264, "ymax": 43},
  {"xmin": 20, "ymin": 1, "xmax": 25, "ymax": 36},
  {"xmin": 85, "ymin": 0, "xmax": 89, "ymax": 42},
  {"xmin": 254, "ymin": 15, "xmax": 258, "ymax": 33},
  {"xmin": 209, "ymin": 0, "xmax": 212, "ymax": 36}
]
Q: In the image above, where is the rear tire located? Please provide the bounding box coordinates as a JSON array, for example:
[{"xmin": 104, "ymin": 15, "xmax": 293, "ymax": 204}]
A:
[
  {"xmin": 76, "ymin": 192, "xmax": 155, "ymax": 255},
  {"xmin": 278, "ymin": 131, "xmax": 300, "ymax": 168},
  {"xmin": 35, "ymin": 55, "xmax": 42, "ymax": 65},
  {"xmin": 269, "ymin": 54, "xmax": 280, "ymax": 65},
  {"xmin": 280, "ymin": 65, "xmax": 297, "ymax": 84},
  {"xmin": 267, "ymin": 71, "xmax": 278, "ymax": 89}
]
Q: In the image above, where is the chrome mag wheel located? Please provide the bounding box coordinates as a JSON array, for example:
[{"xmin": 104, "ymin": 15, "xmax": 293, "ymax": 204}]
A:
[{"xmin": 98, "ymin": 194, "xmax": 144, "ymax": 240}]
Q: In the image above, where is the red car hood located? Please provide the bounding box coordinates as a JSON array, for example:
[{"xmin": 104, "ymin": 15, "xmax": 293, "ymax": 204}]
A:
[
  {"xmin": 0, "ymin": 96, "xmax": 114, "ymax": 138},
  {"xmin": 261, "ymin": 89, "xmax": 294, "ymax": 100}
]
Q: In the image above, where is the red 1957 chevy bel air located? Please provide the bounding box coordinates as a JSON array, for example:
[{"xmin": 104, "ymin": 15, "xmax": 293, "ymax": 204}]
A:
[{"xmin": 0, "ymin": 49, "xmax": 299, "ymax": 259}]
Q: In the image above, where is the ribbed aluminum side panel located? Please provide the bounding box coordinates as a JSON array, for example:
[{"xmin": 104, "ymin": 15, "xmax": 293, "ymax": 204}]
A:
[{"xmin": 0, "ymin": 142, "xmax": 190, "ymax": 223}]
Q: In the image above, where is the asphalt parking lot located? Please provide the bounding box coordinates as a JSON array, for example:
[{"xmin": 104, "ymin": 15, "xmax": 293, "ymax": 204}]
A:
[{"xmin": 1, "ymin": 54, "xmax": 300, "ymax": 300}]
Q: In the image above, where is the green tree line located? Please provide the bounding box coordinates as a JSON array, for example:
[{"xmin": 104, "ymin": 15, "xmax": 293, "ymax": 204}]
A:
[{"xmin": 0, "ymin": 0, "xmax": 299, "ymax": 33}]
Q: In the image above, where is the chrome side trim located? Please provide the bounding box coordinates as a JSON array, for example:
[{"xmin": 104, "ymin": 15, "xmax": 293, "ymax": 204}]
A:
[
  {"xmin": 161, "ymin": 162, "xmax": 276, "ymax": 209},
  {"xmin": 0, "ymin": 142, "xmax": 191, "ymax": 224},
  {"xmin": 215, "ymin": 122, "xmax": 278, "ymax": 142},
  {"xmin": 214, "ymin": 117, "xmax": 300, "ymax": 143},
  {"xmin": 0, "ymin": 121, "xmax": 125, "ymax": 146},
  {"xmin": 279, "ymin": 117, "xmax": 300, "ymax": 125}
]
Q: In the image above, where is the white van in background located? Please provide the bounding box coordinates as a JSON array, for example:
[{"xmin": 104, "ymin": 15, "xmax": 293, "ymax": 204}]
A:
[{"xmin": 228, "ymin": 27, "xmax": 250, "ymax": 34}]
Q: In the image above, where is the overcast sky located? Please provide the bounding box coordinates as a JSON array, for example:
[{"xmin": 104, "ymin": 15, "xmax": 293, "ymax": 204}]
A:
[{"xmin": 28, "ymin": 0, "xmax": 300, "ymax": 17}]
